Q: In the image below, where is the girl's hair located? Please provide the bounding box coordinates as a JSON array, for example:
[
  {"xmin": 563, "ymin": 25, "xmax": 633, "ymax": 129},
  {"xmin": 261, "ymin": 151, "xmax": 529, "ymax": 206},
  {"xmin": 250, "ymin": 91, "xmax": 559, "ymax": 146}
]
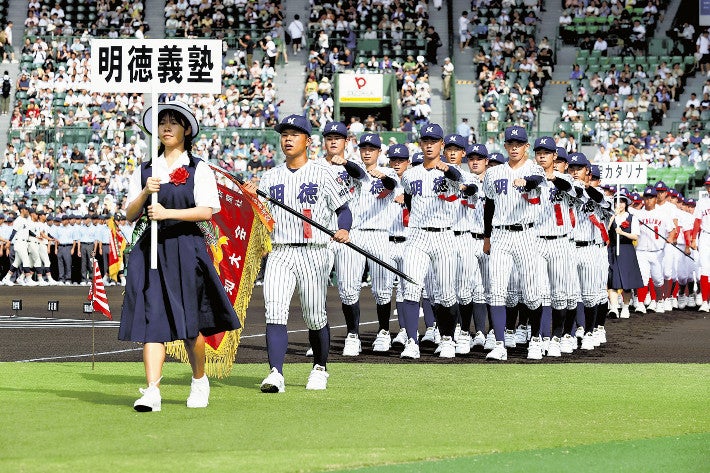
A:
[{"xmin": 157, "ymin": 108, "xmax": 194, "ymax": 158}]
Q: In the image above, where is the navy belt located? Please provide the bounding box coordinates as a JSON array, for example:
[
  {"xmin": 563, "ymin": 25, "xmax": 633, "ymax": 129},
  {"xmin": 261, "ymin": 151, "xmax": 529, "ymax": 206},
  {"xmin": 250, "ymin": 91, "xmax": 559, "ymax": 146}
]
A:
[
  {"xmin": 421, "ymin": 227, "xmax": 451, "ymax": 232},
  {"xmin": 539, "ymin": 234, "xmax": 567, "ymax": 240},
  {"xmin": 575, "ymin": 241, "xmax": 594, "ymax": 247},
  {"xmin": 471, "ymin": 232, "xmax": 485, "ymax": 240},
  {"xmin": 389, "ymin": 236, "xmax": 406, "ymax": 243},
  {"xmin": 495, "ymin": 223, "xmax": 533, "ymax": 232},
  {"xmin": 453, "ymin": 230, "xmax": 468, "ymax": 236}
]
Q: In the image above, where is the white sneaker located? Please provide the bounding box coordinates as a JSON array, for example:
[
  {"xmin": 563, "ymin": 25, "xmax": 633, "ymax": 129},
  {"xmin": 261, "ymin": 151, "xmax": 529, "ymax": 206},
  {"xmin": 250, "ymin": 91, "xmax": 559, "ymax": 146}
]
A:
[
  {"xmin": 527, "ymin": 336, "xmax": 543, "ymax": 360},
  {"xmin": 186, "ymin": 376, "xmax": 209, "ymax": 408},
  {"xmin": 25, "ymin": 277, "xmax": 38, "ymax": 286},
  {"xmin": 305, "ymin": 364, "xmax": 329, "ymax": 390},
  {"xmin": 655, "ymin": 301, "xmax": 665, "ymax": 314},
  {"xmin": 581, "ymin": 332, "xmax": 595, "ymax": 350},
  {"xmin": 472, "ymin": 330, "xmax": 486, "ymax": 348},
  {"xmin": 664, "ymin": 298, "xmax": 673, "ymax": 312},
  {"xmin": 392, "ymin": 328, "xmax": 408, "ymax": 346},
  {"xmin": 260, "ymin": 367, "xmax": 285, "ymax": 393},
  {"xmin": 485, "ymin": 341, "xmax": 507, "ymax": 361},
  {"xmin": 420, "ymin": 326, "xmax": 437, "ymax": 345},
  {"xmin": 134, "ymin": 381, "xmax": 161, "ymax": 412},
  {"xmin": 515, "ymin": 324, "xmax": 528, "ymax": 345},
  {"xmin": 607, "ymin": 308, "xmax": 619, "ymax": 319},
  {"xmin": 575, "ymin": 326, "xmax": 585, "ymax": 339},
  {"xmin": 434, "ymin": 327, "xmax": 441, "ymax": 345},
  {"xmin": 400, "ymin": 338, "xmax": 420, "ymax": 359},
  {"xmin": 699, "ymin": 302, "xmax": 710, "ymax": 313},
  {"xmin": 647, "ymin": 300, "xmax": 657, "ymax": 312},
  {"xmin": 305, "ymin": 347, "xmax": 313, "ymax": 357},
  {"xmin": 504, "ymin": 329, "xmax": 516, "ymax": 348},
  {"xmin": 453, "ymin": 324, "xmax": 461, "ymax": 342},
  {"xmin": 439, "ymin": 336, "xmax": 456, "ymax": 358},
  {"xmin": 546, "ymin": 336, "xmax": 562, "ymax": 357},
  {"xmin": 592, "ymin": 328, "xmax": 601, "ymax": 347},
  {"xmin": 483, "ymin": 330, "xmax": 496, "ymax": 350},
  {"xmin": 644, "ymin": 293, "xmax": 651, "ymax": 305},
  {"xmin": 342, "ymin": 333, "xmax": 361, "ymax": 356},
  {"xmin": 635, "ymin": 303, "xmax": 647, "ymax": 314},
  {"xmin": 2, "ymin": 276, "xmax": 13, "ymax": 286},
  {"xmin": 455, "ymin": 331, "xmax": 471, "ymax": 354},
  {"xmin": 16, "ymin": 275, "xmax": 25, "ymax": 286},
  {"xmin": 560, "ymin": 334, "xmax": 575, "ymax": 354},
  {"xmin": 671, "ymin": 297, "xmax": 678, "ymax": 309},
  {"xmin": 695, "ymin": 293, "xmax": 703, "ymax": 307},
  {"xmin": 678, "ymin": 295, "xmax": 687, "ymax": 310},
  {"xmin": 37, "ymin": 278, "xmax": 48, "ymax": 286},
  {"xmin": 620, "ymin": 306, "xmax": 630, "ymax": 319},
  {"xmin": 597, "ymin": 326, "xmax": 607, "ymax": 344},
  {"xmin": 372, "ymin": 329, "xmax": 391, "ymax": 352}
]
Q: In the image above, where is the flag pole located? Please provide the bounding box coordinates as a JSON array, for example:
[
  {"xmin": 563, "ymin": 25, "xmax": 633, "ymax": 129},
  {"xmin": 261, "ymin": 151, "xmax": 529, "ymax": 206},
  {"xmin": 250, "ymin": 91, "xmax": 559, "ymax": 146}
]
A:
[
  {"xmin": 90, "ymin": 257, "xmax": 96, "ymax": 370},
  {"xmin": 150, "ymin": 90, "xmax": 159, "ymax": 269}
]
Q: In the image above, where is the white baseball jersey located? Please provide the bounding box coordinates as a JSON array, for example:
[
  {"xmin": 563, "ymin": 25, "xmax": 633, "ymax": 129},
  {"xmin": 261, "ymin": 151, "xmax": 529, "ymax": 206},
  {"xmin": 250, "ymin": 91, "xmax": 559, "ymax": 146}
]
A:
[
  {"xmin": 315, "ymin": 157, "xmax": 364, "ymax": 230},
  {"xmin": 451, "ymin": 167, "xmax": 479, "ymax": 232},
  {"xmin": 633, "ymin": 207, "xmax": 674, "ymax": 251},
  {"xmin": 693, "ymin": 196, "xmax": 710, "ymax": 232},
  {"xmin": 401, "ymin": 165, "xmax": 460, "ymax": 228},
  {"xmin": 353, "ymin": 167, "xmax": 400, "ymax": 230},
  {"xmin": 483, "ymin": 160, "xmax": 544, "ymax": 226},
  {"xmin": 259, "ymin": 160, "xmax": 350, "ymax": 244}
]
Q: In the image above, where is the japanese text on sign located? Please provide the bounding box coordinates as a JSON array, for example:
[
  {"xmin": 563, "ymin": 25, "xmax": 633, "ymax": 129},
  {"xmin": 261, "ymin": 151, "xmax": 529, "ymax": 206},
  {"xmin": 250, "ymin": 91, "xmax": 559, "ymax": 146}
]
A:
[
  {"xmin": 594, "ymin": 162, "xmax": 648, "ymax": 185},
  {"xmin": 89, "ymin": 39, "xmax": 221, "ymax": 94}
]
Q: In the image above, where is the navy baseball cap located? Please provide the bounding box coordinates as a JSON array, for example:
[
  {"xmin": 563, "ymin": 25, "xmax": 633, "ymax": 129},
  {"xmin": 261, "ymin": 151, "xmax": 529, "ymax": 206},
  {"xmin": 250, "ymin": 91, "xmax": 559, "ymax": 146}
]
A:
[
  {"xmin": 568, "ymin": 152, "xmax": 590, "ymax": 167},
  {"xmin": 504, "ymin": 126, "xmax": 528, "ymax": 143},
  {"xmin": 668, "ymin": 189, "xmax": 678, "ymax": 197},
  {"xmin": 443, "ymin": 134, "xmax": 467, "ymax": 149},
  {"xmin": 0, "ymin": 214, "xmax": 5, "ymax": 220},
  {"xmin": 630, "ymin": 192, "xmax": 642, "ymax": 203},
  {"xmin": 643, "ymin": 186, "xmax": 657, "ymax": 197},
  {"xmin": 411, "ymin": 152, "xmax": 424, "ymax": 166},
  {"xmin": 704, "ymin": 175, "xmax": 710, "ymax": 185},
  {"xmin": 387, "ymin": 144, "xmax": 409, "ymax": 160},
  {"xmin": 654, "ymin": 180, "xmax": 668, "ymax": 192},
  {"xmin": 488, "ymin": 152, "xmax": 507, "ymax": 164},
  {"xmin": 590, "ymin": 165, "xmax": 601, "ymax": 179},
  {"xmin": 556, "ymin": 147, "xmax": 569, "ymax": 162},
  {"xmin": 419, "ymin": 123, "xmax": 444, "ymax": 140},
  {"xmin": 687, "ymin": 198, "xmax": 697, "ymax": 207},
  {"xmin": 467, "ymin": 143, "xmax": 489, "ymax": 158},
  {"xmin": 533, "ymin": 136, "xmax": 556, "ymax": 152},
  {"xmin": 274, "ymin": 114, "xmax": 312, "ymax": 135},
  {"xmin": 323, "ymin": 121, "xmax": 348, "ymax": 138},
  {"xmin": 359, "ymin": 133, "xmax": 382, "ymax": 148}
]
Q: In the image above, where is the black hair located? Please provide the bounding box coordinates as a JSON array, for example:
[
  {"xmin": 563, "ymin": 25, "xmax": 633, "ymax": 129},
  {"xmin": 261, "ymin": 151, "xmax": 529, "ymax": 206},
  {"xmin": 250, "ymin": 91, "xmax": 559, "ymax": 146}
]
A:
[{"xmin": 156, "ymin": 108, "xmax": 194, "ymax": 158}]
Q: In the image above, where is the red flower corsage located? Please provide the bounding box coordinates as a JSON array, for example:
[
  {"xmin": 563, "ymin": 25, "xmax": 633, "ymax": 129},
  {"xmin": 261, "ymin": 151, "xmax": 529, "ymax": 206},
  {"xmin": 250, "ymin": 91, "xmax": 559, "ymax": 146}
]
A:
[
  {"xmin": 620, "ymin": 221, "xmax": 630, "ymax": 230},
  {"xmin": 169, "ymin": 166, "xmax": 189, "ymax": 186}
]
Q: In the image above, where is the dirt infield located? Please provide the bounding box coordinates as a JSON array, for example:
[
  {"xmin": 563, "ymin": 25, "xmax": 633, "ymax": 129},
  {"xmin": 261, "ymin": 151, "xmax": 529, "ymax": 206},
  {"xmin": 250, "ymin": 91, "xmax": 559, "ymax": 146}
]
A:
[{"xmin": 1, "ymin": 286, "xmax": 708, "ymax": 364}]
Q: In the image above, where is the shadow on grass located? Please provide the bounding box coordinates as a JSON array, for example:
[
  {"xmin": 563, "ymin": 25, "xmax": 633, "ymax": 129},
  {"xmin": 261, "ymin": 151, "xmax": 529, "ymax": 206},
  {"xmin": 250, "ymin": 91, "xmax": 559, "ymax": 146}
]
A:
[{"xmin": 0, "ymin": 385, "xmax": 136, "ymax": 407}]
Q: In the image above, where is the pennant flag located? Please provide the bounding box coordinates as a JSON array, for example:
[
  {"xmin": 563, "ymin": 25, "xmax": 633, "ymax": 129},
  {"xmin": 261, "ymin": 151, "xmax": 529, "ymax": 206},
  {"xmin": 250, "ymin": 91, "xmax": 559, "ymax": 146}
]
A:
[
  {"xmin": 88, "ymin": 259, "xmax": 112, "ymax": 319},
  {"xmin": 107, "ymin": 216, "xmax": 126, "ymax": 282},
  {"xmin": 166, "ymin": 166, "xmax": 272, "ymax": 378}
]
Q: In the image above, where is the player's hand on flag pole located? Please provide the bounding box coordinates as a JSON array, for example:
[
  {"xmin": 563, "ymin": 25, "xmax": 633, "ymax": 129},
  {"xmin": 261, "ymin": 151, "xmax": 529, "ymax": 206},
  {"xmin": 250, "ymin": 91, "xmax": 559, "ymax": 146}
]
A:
[
  {"xmin": 332, "ymin": 229, "xmax": 349, "ymax": 243},
  {"xmin": 241, "ymin": 180, "xmax": 259, "ymax": 196}
]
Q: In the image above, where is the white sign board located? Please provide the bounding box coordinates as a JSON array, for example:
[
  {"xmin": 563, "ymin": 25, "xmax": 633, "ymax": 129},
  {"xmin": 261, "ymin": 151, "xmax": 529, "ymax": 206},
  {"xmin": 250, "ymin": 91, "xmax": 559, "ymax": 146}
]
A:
[
  {"xmin": 89, "ymin": 39, "xmax": 222, "ymax": 94},
  {"xmin": 337, "ymin": 73, "xmax": 384, "ymax": 104},
  {"xmin": 594, "ymin": 162, "xmax": 648, "ymax": 185}
]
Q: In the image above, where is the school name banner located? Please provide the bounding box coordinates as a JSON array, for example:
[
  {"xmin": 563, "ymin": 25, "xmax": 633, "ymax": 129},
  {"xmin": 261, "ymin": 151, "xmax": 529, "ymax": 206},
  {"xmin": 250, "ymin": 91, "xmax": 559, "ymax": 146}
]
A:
[
  {"xmin": 89, "ymin": 39, "xmax": 222, "ymax": 94},
  {"xmin": 337, "ymin": 73, "xmax": 384, "ymax": 104},
  {"xmin": 594, "ymin": 162, "xmax": 648, "ymax": 185}
]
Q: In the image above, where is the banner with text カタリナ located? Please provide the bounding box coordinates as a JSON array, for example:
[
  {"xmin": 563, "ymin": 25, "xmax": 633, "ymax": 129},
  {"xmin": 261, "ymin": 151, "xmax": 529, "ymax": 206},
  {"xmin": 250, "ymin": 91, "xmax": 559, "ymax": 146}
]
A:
[{"xmin": 337, "ymin": 73, "xmax": 384, "ymax": 104}]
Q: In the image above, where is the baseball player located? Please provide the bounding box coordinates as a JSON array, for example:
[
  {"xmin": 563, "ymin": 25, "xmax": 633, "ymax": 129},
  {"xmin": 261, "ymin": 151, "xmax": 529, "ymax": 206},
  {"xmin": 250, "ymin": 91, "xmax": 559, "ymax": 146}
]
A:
[
  {"xmin": 35, "ymin": 210, "xmax": 57, "ymax": 285},
  {"xmin": 1, "ymin": 205, "xmax": 38, "ymax": 286},
  {"xmin": 655, "ymin": 182, "xmax": 681, "ymax": 312},
  {"xmin": 692, "ymin": 177, "xmax": 710, "ymax": 311},
  {"xmin": 398, "ymin": 123, "xmax": 463, "ymax": 359},
  {"xmin": 0, "ymin": 213, "xmax": 11, "ymax": 278},
  {"xmin": 255, "ymin": 115, "xmax": 351, "ymax": 393},
  {"xmin": 483, "ymin": 126, "xmax": 545, "ymax": 361},
  {"xmin": 675, "ymin": 198, "xmax": 697, "ymax": 309}
]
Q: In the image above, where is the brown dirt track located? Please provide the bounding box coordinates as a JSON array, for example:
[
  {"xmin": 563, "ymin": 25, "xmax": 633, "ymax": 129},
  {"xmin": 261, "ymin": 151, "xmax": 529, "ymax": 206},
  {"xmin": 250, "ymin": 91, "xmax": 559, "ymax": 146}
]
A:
[{"xmin": 1, "ymin": 286, "xmax": 708, "ymax": 364}]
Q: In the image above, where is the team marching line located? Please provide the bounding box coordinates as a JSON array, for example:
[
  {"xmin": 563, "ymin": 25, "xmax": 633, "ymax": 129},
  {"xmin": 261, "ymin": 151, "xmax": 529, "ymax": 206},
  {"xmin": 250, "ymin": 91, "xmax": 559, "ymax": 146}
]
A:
[{"xmin": 252, "ymin": 116, "xmax": 710, "ymax": 393}]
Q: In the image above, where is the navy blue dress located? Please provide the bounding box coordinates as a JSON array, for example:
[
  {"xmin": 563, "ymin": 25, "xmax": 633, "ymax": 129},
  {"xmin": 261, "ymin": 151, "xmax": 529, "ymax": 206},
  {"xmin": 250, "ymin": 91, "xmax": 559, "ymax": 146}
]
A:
[
  {"xmin": 118, "ymin": 156, "xmax": 241, "ymax": 343},
  {"xmin": 607, "ymin": 213, "xmax": 644, "ymax": 291}
]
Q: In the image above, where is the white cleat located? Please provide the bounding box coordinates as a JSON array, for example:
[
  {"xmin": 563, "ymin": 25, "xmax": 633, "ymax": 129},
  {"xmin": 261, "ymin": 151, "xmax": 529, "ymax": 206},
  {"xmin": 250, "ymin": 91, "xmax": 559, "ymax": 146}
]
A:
[
  {"xmin": 342, "ymin": 333, "xmax": 362, "ymax": 356},
  {"xmin": 597, "ymin": 326, "xmax": 607, "ymax": 344},
  {"xmin": 439, "ymin": 336, "xmax": 456, "ymax": 358},
  {"xmin": 527, "ymin": 336, "xmax": 543, "ymax": 360},
  {"xmin": 420, "ymin": 326, "xmax": 437, "ymax": 345},
  {"xmin": 671, "ymin": 297, "xmax": 678, "ymax": 309},
  {"xmin": 575, "ymin": 326, "xmax": 585, "ymax": 339},
  {"xmin": 485, "ymin": 341, "xmax": 507, "ymax": 361},
  {"xmin": 592, "ymin": 328, "xmax": 602, "ymax": 347},
  {"xmin": 546, "ymin": 336, "xmax": 562, "ymax": 357},
  {"xmin": 260, "ymin": 367, "xmax": 285, "ymax": 393},
  {"xmin": 305, "ymin": 364, "xmax": 329, "ymax": 390},
  {"xmin": 581, "ymin": 332, "xmax": 596, "ymax": 350},
  {"xmin": 455, "ymin": 331, "xmax": 471, "ymax": 355},
  {"xmin": 453, "ymin": 324, "xmax": 461, "ymax": 342},
  {"xmin": 400, "ymin": 338, "xmax": 420, "ymax": 359},
  {"xmin": 372, "ymin": 329, "xmax": 392, "ymax": 352},
  {"xmin": 678, "ymin": 295, "xmax": 687, "ymax": 310},
  {"xmin": 391, "ymin": 328, "xmax": 408, "ymax": 346},
  {"xmin": 515, "ymin": 324, "xmax": 528, "ymax": 345},
  {"xmin": 471, "ymin": 330, "xmax": 486, "ymax": 348},
  {"xmin": 699, "ymin": 302, "xmax": 710, "ymax": 313},
  {"xmin": 664, "ymin": 298, "xmax": 674, "ymax": 312},
  {"xmin": 483, "ymin": 330, "xmax": 496, "ymax": 350},
  {"xmin": 655, "ymin": 301, "xmax": 665, "ymax": 314},
  {"xmin": 504, "ymin": 329, "xmax": 517, "ymax": 348},
  {"xmin": 186, "ymin": 376, "xmax": 210, "ymax": 408},
  {"xmin": 647, "ymin": 300, "xmax": 658, "ymax": 313},
  {"xmin": 635, "ymin": 303, "xmax": 647, "ymax": 314},
  {"xmin": 560, "ymin": 334, "xmax": 575, "ymax": 354},
  {"xmin": 695, "ymin": 293, "xmax": 703, "ymax": 307}
]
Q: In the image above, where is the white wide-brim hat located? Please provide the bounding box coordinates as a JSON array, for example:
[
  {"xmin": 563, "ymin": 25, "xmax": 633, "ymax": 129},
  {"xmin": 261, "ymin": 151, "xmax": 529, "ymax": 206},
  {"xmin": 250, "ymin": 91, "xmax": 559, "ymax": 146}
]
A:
[{"xmin": 142, "ymin": 100, "xmax": 199, "ymax": 140}]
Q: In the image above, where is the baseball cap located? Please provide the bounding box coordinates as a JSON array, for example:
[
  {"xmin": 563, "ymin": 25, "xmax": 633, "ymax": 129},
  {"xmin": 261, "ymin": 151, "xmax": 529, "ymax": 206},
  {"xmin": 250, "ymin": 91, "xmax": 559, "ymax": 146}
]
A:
[
  {"xmin": 686, "ymin": 198, "xmax": 697, "ymax": 207},
  {"xmin": 590, "ymin": 165, "xmax": 601, "ymax": 179},
  {"xmin": 419, "ymin": 123, "xmax": 444, "ymax": 140},
  {"xmin": 467, "ymin": 143, "xmax": 489, "ymax": 158},
  {"xmin": 488, "ymin": 152, "xmax": 507, "ymax": 164},
  {"xmin": 504, "ymin": 126, "xmax": 528, "ymax": 143},
  {"xmin": 274, "ymin": 114, "xmax": 312, "ymax": 135},
  {"xmin": 654, "ymin": 180, "xmax": 668, "ymax": 192},
  {"xmin": 668, "ymin": 189, "xmax": 678, "ymax": 197},
  {"xmin": 358, "ymin": 133, "xmax": 382, "ymax": 148},
  {"xmin": 323, "ymin": 121, "xmax": 348, "ymax": 138},
  {"xmin": 142, "ymin": 100, "xmax": 199, "ymax": 139},
  {"xmin": 555, "ymin": 147, "xmax": 569, "ymax": 162},
  {"xmin": 568, "ymin": 152, "xmax": 590, "ymax": 167},
  {"xmin": 387, "ymin": 144, "xmax": 409, "ymax": 160},
  {"xmin": 614, "ymin": 190, "xmax": 631, "ymax": 203},
  {"xmin": 630, "ymin": 192, "xmax": 642, "ymax": 203},
  {"xmin": 411, "ymin": 152, "xmax": 424, "ymax": 166},
  {"xmin": 443, "ymin": 134, "xmax": 467, "ymax": 149},
  {"xmin": 705, "ymin": 175, "xmax": 710, "ymax": 185},
  {"xmin": 643, "ymin": 186, "xmax": 658, "ymax": 197},
  {"xmin": 533, "ymin": 136, "xmax": 556, "ymax": 152}
]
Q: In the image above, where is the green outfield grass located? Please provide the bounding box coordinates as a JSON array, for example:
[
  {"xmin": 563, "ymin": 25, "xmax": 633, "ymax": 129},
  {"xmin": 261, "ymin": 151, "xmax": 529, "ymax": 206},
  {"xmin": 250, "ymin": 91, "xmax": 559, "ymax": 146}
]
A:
[{"xmin": 0, "ymin": 363, "xmax": 708, "ymax": 472}]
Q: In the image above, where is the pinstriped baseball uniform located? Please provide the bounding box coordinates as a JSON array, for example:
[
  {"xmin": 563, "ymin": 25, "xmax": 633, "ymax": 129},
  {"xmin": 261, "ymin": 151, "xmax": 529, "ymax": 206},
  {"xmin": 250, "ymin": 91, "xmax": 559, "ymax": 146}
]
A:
[
  {"xmin": 483, "ymin": 160, "xmax": 544, "ymax": 308},
  {"xmin": 466, "ymin": 179, "xmax": 490, "ymax": 305},
  {"xmin": 259, "ymin": 160, "xmax": 349, "ymax": 330},
  {"xmin": 388, "ymin": 199, "xmax": 409, "ymax": 303},
  {"xmin": 400, "ymin": 164, "xmax": 460, "ymax": 306},
  {"xmin": 572, "ymin": 187, "xmax": 608, "ymax": 307}
]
